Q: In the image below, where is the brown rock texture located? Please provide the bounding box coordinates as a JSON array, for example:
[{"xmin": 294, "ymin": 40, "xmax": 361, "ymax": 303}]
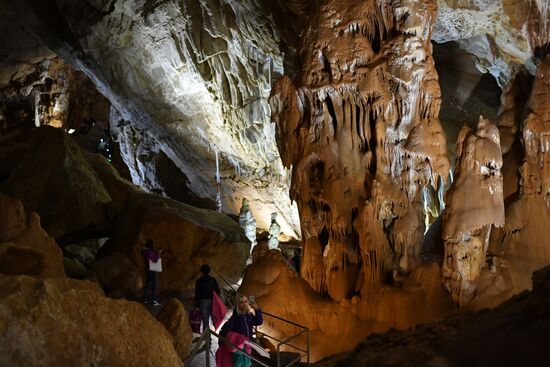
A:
[
  {"xmin": 0, "ymin": 126, "xmax": 112, "ymax": 242},
  {"xmin": 94, "ymin": 190, "xmax": 250, "ymax": 295},
  {"xmin": 239, "ymin": 249, "xmax": 450, "ymax": 361},
  {"xmin": 270, "ymin": 0, "xmax": 450, "ymax": 299},
  {"xmin": 0, "ymin": 192, "xmax": 64, "ymax": 277},
  {"xmin": 313, "ymin": 265, "xmax": 550, "ymax": 367},
  {"xmin": 156, "ymin": 298, "xmax": 193, "ymax": 361},
  {"xmin": 486, "ymin": 54, "xmax": 550, "ymax": 298},
  {"xmin": 0, "ymin": 275, "xmax": 182, "ymax": 366},
  {"xmin": 442, "ymin": 117, "xmax": 505, "ymax": 306}
]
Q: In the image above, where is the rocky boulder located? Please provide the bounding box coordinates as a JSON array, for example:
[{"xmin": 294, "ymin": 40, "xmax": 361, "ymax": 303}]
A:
[
  {"xmin": 0, "ymin": 274, "xmax": 182, "ymax": 366},
  {"xmin": 95, "ymin": 191, "xmax": 250, "ymax": 295},
  {"xmin": 0, "ymin": 126, "xmax": 113, "ymax": 243},
  {"xmin": 0, "ymin": 192, "xmax": 64, "ymax": 277},
  {"xmin": 156, "ymin": 298, "xmax": 193, "ymax": 361}
]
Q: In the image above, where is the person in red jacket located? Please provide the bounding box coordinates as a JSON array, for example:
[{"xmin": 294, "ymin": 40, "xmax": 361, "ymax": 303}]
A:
[{"xmin": 142, "ymin": 239, "xmax": 163, "ymax": 306}]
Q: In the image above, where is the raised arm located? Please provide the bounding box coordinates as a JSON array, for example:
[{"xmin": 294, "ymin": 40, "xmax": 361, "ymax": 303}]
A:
[{"xmin": 252, "ymin": 308, "xmax": 263, "ymax": 326}]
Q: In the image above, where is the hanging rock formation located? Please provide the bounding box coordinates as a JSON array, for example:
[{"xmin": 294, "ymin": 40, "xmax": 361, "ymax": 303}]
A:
[
  {"xmin": 442, "ymin": 117, "xmax": 505, "ymax": 306},
  {"xmin": 239, "ymin": 248, "xmax": 451, "ymax": 361},
  {"xmin": 270, "ymin": 0, "xmax": 450, "ymax": 300},
  {"xmin": 433, "ymin": 0, "xmax": 550, "ymax": 86}
]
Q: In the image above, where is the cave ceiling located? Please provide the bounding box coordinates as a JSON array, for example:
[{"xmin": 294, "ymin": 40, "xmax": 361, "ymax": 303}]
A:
[{"xmin": 0, "ymin": 0, "xmax": 548, "ymax": 239}]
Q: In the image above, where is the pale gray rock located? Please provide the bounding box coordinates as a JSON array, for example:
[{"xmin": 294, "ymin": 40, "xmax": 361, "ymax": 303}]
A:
[
  {"xmin": 238, "ymin": 197, "xmax": 257, "ymax": 255},
  {"xmin": 433, "ymin": 0, "xmax": 543, "ymax": 86}
]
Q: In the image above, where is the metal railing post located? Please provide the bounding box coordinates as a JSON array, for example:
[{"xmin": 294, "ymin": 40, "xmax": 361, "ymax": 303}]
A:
[{"xmin": 205, "ymin": 329, "xmax": 211, "ymax": 367}]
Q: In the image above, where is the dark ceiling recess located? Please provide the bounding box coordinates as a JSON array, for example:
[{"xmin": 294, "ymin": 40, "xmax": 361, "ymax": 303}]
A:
[{"xmin": 432, "ymin": 40, "xmax": 502, "ymax": 161}]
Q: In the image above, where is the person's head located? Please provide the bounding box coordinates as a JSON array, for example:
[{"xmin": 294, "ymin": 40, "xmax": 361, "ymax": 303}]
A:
[
  {"xmin": 145, "ymin": 239, "xmax": 154, "ymax": 249},
  {"xmin": 235, "ymin": 294, "xmax": 250, "ymax": 314},
  {"xmin": 200, "ymin": 264, "xmax": 211, "ymax": 275}
]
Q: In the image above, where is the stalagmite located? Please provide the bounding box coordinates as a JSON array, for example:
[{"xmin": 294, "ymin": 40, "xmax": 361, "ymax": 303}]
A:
[
  {"xmin": 442, "ymin": 117, "xmax": 505, "ymax": 306},
  {"xmin": 267, "ymin": 212, "xmax": 281, "ymax": 250},
  {"xmin": 239, "ymin": 198, "xmax": 257, "ymax": 257}
]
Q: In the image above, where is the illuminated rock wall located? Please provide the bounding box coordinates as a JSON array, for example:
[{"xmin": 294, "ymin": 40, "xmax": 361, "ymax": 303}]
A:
[{"xmin": 271, "ymin": 0, "xmax": 450, "ymax": 299}]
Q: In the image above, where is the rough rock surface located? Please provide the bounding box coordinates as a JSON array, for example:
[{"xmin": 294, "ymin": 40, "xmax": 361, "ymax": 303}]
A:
[
  {"xmin": 270, "ymin": 0, "xmax": 450, "ymax": 299},
  {"xmin": 0, "ymin": 127, "xmax": 113, "ymax": 243},
  {"xmin": 94, "ymin": 190, "xmax": 250, "ymax": 295},
  {"xmin": 313, "ymin": 265, "xmax": 550, "ymax": 367},
  {"xmin": 442, "ymin": 117, "xmax": 505, "ymax": 306},
  {"xmin": 239, "ymin": 249, "xmax": 451, "ymax": 361},
  {"xmin": 0, "ymin": 192, "xmax": 64, "ymax": 277},
  {"xmin": 483, "ymin": 54, "xmax": 550, "ymax": 301},
  {"xmin": 0, "ymin": 275, "xmax": 182, "ymax": 366},
  {"xmin": 156, "ymin": 298, "xmax": 193, "ymax": 361},
  {"xmin": 433, "ymin": 0, "xmax": 550, "ymax": 86},
  {"xmin": 0, "ymin": 0, "xmax": 300, "ymax": 238}
]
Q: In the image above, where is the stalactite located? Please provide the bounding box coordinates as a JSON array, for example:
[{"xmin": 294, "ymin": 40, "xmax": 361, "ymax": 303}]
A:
[{"xmin": 270, "ymin": 0, "xmax": 449, "ymax": 298}]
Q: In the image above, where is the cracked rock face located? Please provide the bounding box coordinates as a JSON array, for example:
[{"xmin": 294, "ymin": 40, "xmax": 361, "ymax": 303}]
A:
[
  {"xmin": 433, "ymin": 0, "xmax": 550, "ymax": 86},
  {"xmin": 2, "ymin": 0, "xmax": 300, "ymax": 237},
  {"xmin": 271, "ymin": 0, "xmax": 450, "ymax": 299}
]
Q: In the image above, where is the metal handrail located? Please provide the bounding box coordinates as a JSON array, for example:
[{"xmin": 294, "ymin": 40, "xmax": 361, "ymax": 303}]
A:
[
  {"xmin": 214, "ymin": 272, "xmax": 311, "ymax": 365},
  {"xmin": 184, "ymin": 327, "xmax": 272, "ymax": 367}
]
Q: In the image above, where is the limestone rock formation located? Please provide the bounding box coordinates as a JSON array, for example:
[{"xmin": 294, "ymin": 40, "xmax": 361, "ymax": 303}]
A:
[
  {"xmin": 94, "ymin": 190, "xmax": 250, "ymax": 295},
  {"xmin": 239, "ymin": 197, "xmax": 257, "ymax": 254},
  {"xmin": 442, "ymin": 117, "xmax": 505, "ymax": 306},
  {"xmin": 486, "ymin": 54, "xmax": 550, "ymax": 298},
  {"xmin": 156, "ymin": 298, "xmax": 193, "ymax": 361},
  {"xmin": 0, "ymin": 0, "xmax": 301, "ymax": 238},
  {"xmin": 0, "ymin": 192, "xmax": 64, "ymax": 277},
  {"xmin": 0, "ymin": 127, "xmax": 113, "ymax": 243},
  {"xmin": 268, "ymin": 212, "xmax": 281, "ymax": 250},
  {"xmin": 0, "ymin": 275, "xmax": 182, "ymax": 366},
  {"xmin": 239, "ymin": 249, "xmax": 451, "ymax": 361},
  {"xmin": 270, "ymin": 0, "xmax": 450, "ymax": 299},
  {"xmin": 313, "ymin": 265, "xmax": 550, "ymax": 367},
  {"xmin": 433, "ymin": 0, "xmax": 550, "ymax": 86}
]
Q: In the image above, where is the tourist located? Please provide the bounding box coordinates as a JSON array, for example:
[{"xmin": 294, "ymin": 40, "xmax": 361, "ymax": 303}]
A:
[
  {"xmin": 220, "ymin": 294, "xmax": 263, "ymax": 340},
  {"xmin": 142, "ymin": 239, "xmax": 163, "ymax": 306},
  {"xmin": 194, "ymin": 264, "xmax": 221, "ymax": 332},
  {"xmin": 218, "ymin": 294, "xmax": 263, "ymax": 367}
]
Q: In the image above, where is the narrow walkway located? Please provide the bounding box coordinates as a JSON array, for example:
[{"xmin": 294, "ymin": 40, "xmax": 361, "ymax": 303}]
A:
[{"xmin": 186, "ymin": 333, "xmax": 219, "ymax": 367}]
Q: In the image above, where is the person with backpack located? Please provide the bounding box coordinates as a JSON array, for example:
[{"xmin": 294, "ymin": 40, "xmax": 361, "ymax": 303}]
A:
[{"xmin": 142, "ymin": 239, "xmax": 163, "ymax": 306}]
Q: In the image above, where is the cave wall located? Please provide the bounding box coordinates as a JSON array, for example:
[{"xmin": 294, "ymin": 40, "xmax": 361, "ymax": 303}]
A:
[{"xmin": 1, "ymin": 0, "xmax": 301, "ymax": 237}]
